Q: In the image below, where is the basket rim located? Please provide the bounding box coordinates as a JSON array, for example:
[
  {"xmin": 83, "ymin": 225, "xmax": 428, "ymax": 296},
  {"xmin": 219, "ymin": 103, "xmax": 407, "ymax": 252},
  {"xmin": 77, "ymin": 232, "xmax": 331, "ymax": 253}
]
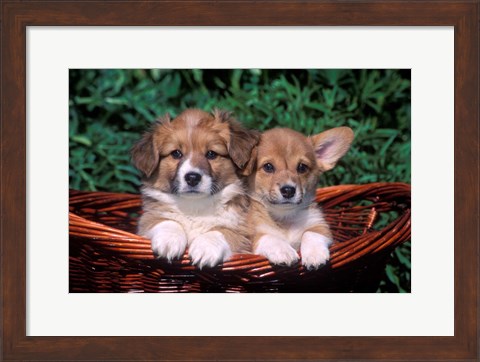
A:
[{"xmin": 69, "ymin": 182, "xmax": 411, "ymax": 273}]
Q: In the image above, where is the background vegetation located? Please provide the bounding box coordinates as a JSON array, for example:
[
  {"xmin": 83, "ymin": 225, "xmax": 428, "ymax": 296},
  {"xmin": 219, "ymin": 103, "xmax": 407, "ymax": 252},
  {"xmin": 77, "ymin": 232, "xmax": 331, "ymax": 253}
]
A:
[{"xmin": 69, "ymin": 69, "xmax": 411, "ymax": 292}]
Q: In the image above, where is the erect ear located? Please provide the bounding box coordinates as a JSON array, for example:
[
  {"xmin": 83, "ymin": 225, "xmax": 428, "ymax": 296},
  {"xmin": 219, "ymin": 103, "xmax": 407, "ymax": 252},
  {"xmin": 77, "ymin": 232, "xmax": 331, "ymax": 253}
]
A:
[
  {"xmin": 309, "ymin": 127, "xmax": 354, "ymax": 172},
  {"xmin": 213, "ymin": 109, "xmax": 261, "ymax": 171},
  {"xmin": 131, "ymin": 114, "xmax": 171, "ymax": 177}
]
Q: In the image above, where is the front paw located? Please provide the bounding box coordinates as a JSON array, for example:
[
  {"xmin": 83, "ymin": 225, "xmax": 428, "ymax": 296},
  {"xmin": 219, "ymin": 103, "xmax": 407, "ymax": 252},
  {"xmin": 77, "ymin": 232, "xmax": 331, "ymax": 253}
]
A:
[
  {"xmin": 146, "ymin": 221, "xmax": 188, "ymax": 261},
  {"xmin": 189, "ymin": 231, "xmax": 232, "ymax": 269},
  {"xmin": 255, "ymin": 235, "xmax": 299, "ymax": 266},
  {"xmin": 300, "ymin": 231, "xmax": 332, "ymax": 270}
]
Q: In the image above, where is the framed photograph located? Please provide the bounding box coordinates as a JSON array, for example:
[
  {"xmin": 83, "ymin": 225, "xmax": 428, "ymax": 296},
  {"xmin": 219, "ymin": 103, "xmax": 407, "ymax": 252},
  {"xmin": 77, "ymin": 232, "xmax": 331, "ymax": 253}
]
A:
[{"xmin": 1, "ymin": 1, "xmax": 478, "ymax": 361}]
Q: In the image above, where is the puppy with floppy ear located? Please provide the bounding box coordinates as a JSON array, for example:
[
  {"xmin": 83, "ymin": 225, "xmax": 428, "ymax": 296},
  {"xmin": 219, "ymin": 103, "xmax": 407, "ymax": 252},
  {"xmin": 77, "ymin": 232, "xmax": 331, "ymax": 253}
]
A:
[
  {"xmin": 247, "ymin": 126, "xmax": 354, "ymax": 269},
  {"xmin": 132, "ymin": 109, "xmax": 259, "ymax": 269}
]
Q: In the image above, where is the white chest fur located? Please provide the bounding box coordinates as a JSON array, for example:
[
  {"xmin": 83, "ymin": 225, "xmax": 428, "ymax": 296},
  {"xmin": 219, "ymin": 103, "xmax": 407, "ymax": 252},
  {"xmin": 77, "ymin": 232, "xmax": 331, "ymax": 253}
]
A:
[
  {"xmin": 143, "ymin": 183, "xmax": 242, "ymax": 242},
  {"xmin": 257, "ymin": 206, "xmax": 325, "ymax": 250}
]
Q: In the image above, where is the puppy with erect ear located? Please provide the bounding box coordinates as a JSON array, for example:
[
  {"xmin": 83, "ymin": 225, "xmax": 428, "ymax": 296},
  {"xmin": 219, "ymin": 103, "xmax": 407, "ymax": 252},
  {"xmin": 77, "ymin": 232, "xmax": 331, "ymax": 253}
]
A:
[
  {"xmin": 131, "ymin": 109, "xmax": 259, "ymax": 269},
  {"xmin": 248, "ymin": 126, "xmax": 354, "ymax": 270}
]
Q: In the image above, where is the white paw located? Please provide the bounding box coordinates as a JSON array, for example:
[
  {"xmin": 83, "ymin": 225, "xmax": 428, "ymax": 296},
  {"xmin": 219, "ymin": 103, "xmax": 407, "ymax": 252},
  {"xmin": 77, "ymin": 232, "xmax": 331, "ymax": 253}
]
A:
[
  {"xmin": 146, "ymin": 221, "xmax": 188, "ymax": 261},
  {"xmin": 300, "ymin": 231, "xmax": 332, "ymax": 270},
  {"xmin": 255, "ymin": 234, "xmax": 299, "ymax": 266},
  {"xmin": 189, "ymin": 231, "xmax": 232, "ymax": 269}
]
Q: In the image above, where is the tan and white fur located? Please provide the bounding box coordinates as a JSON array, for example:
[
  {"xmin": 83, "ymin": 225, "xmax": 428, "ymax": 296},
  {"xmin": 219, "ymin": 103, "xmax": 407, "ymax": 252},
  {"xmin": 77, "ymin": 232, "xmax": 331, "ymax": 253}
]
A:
[
  {"xmin": 131, "ymin": 109, "xmax": 259, "ymax": 269},
  {"xmin": 247, "ymin": 127, "xmax": 354, "ymax": 270}
]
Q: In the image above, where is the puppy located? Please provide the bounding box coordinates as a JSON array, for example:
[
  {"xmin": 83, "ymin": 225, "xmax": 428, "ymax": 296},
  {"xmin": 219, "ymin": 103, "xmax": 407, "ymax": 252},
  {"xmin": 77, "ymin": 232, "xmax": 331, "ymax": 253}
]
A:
[
  {"xmin": 247, "ymin": 127, "xmax": 354, "ymax": 269},
  {"xmin": 131, "ymin": 109, "xmax": 259, "ymax": 268}
]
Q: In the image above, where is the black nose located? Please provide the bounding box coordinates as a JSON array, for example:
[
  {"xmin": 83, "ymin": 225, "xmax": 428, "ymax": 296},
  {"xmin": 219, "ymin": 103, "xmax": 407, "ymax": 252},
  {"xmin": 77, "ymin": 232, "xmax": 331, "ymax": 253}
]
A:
[
  {"xmin": 280, "ymin": 185, "xmax": 296, "ymax": 199},
  {"xmin": 185, "ymin": 172, "xmax": 202, "ymax": 187}
]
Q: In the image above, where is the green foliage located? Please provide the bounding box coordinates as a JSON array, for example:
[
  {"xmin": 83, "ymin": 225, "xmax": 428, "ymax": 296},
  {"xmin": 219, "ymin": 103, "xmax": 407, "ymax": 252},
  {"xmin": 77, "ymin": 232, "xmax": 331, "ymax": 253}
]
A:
[
  {"xmin": 379, "ymin": 241, "xmax": 411, "ymax": 293},
  {"xmin": 69, "ymin": 69, "xmax": 411, "ymax": 292}
]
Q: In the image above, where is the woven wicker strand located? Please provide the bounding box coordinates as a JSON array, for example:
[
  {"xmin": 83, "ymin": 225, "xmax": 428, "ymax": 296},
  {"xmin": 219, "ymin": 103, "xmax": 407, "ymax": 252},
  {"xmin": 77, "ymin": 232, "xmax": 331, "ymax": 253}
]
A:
[{"xmin": 69, "ymin": 182, "xmax": 411, "ymax": 293}]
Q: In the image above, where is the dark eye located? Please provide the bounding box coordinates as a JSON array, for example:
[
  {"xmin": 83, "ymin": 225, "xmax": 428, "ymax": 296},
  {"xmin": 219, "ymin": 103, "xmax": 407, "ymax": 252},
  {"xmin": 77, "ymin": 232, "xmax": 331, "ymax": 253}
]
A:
[
  {"xmin": 170, "ymin": 150, "xmax": 183, "ymax": 159},
  {"xmin": 297, "ymin": 163, "xmax": 309, "ymax": 174},
  {"xmin": 263, "ymin": 163, "xmax": 275, "ymax": 173},
  {"xmin": 206, "ymin": 150, "xmax": 218, "ymax": 160}
]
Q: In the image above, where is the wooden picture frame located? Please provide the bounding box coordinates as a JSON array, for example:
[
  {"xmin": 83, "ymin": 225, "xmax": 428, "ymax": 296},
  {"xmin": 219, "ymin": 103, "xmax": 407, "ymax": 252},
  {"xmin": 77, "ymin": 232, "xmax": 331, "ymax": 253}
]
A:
[{"xmin": 1, "ymin": 1, "xmax": 478, "ymax": 360}]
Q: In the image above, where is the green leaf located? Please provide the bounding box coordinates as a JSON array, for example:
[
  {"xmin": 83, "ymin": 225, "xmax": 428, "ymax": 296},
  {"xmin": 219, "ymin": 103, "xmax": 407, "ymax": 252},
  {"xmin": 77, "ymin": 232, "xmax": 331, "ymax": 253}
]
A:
[{"xmin": 71, "ymin": 135, "xmax": 92, "ymax": 147}]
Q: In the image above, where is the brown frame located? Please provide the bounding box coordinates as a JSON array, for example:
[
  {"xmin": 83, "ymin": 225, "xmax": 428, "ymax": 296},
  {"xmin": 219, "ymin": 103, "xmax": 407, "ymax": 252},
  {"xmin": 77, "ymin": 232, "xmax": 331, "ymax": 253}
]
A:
[{"xmin": 1, "ymin": 1, "xmax": 478, "ymax": 361}]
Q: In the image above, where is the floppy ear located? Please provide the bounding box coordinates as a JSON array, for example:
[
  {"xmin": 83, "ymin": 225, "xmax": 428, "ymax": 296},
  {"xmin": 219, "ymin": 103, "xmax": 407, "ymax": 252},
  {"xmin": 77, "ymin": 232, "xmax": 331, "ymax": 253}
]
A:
[
  {"xmin": 239, "ymin": 146, "xmax": 258, "ymax": 176},
  {"xmin": 309, "ymin": 127, "xmax": 354, "ymax": 172},
  {"xmin": 131, "ymin": 130, "xmax": 159, "ymax": 178},
  {"xmin": 228, "ymin": 122, "xmax": 260, "ymax": 170},
  {"xmin": 131, "ymin": 114, "xmax": 171, "ymax": 177},
  {"xmin": 213, "ymin": 109, "xmax": 260, "ymax": 171}
]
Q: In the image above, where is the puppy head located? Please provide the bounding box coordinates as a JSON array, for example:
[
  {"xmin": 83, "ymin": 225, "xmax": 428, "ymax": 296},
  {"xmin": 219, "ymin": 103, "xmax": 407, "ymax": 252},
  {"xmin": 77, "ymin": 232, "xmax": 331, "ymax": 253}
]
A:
[
  {"xmin": 249, "ymin": 127, "xmax": 354, "ymax": 213},
  {"xmin": 131, "ymin": 109, "xmax": 259, "ymax": 198}
]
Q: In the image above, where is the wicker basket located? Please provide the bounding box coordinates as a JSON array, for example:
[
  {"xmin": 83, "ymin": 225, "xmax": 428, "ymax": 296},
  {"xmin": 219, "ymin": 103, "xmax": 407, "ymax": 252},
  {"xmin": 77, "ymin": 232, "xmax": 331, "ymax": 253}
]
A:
[{"xmin": 69, "ymin": 182, "xmax": 411, "ymax": 293}]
